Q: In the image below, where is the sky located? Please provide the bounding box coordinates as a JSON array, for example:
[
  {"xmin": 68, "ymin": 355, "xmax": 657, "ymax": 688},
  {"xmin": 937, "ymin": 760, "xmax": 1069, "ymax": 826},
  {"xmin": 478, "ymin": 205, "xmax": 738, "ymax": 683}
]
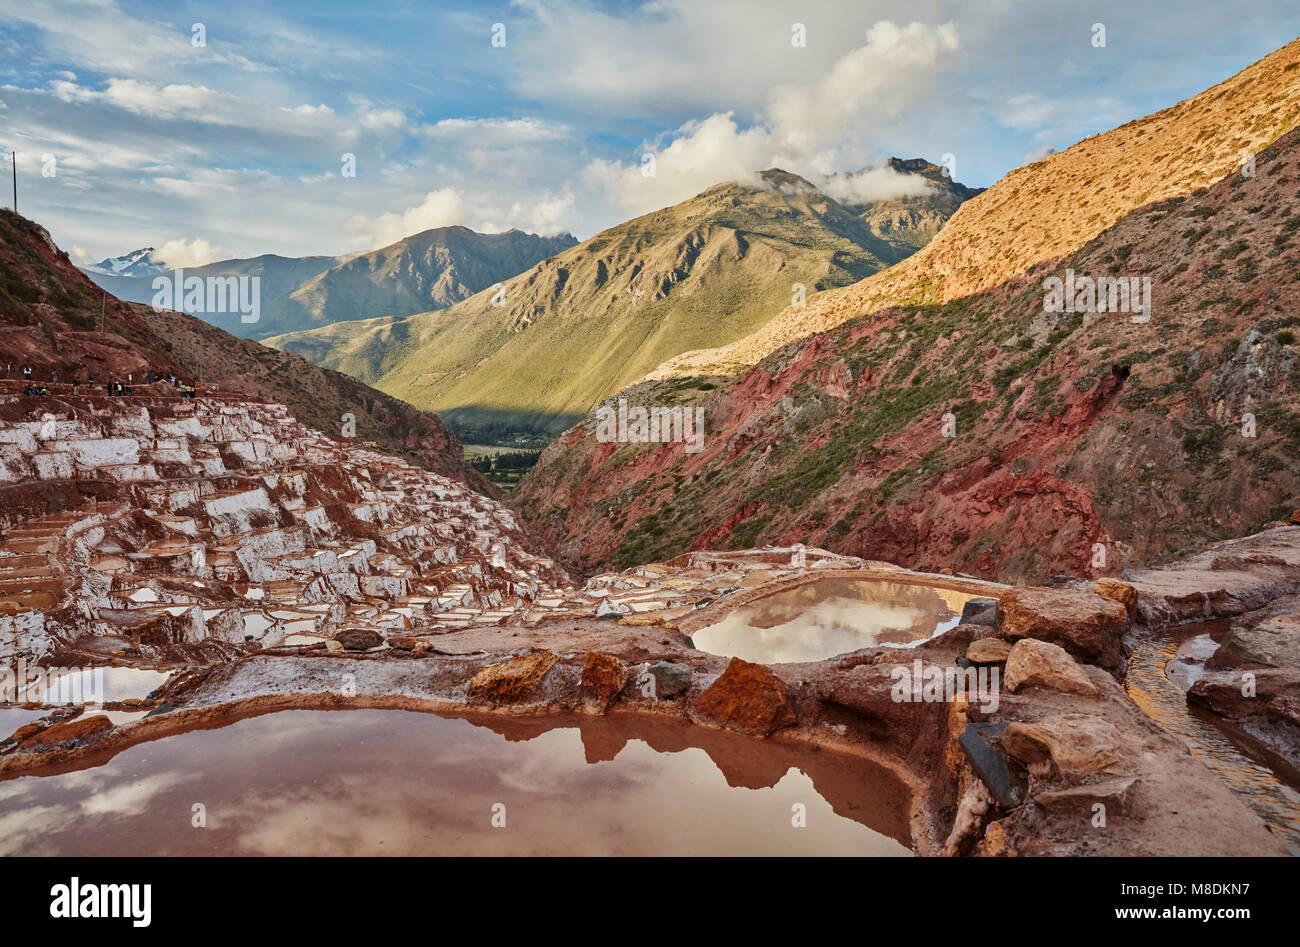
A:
[{"xmin": 0, "ymin": 0, "xmax": 1296, "ymax": 267}]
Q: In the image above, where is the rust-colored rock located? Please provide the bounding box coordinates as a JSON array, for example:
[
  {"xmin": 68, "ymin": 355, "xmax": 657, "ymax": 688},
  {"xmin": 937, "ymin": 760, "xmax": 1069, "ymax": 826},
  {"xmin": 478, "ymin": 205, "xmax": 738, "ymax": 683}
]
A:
[
  {"xmin": 18, "ymin": 713, "xmax": 113, "ymax": 750},
  {"xmin": 997, "ymin": 587, "xmax": 1128, "ymax": 671},
  {"xmin": 1290, "ymin": 509, "xmax": 1300, "ymax": 525},
  {"xmin": 693, "ymin": 657, "xmax": 797, "ymax": 737},
  {"xmin": 580, "ymin": 651, "xmax": 628, "ymax": 708},
  {"xmin": 467, "ymin": 652, "xmax": 559, "ymax": 703},
  {"xmin": 1093, "ymin": 578, "xmax": 1138, "ymax": 620},
  {"xmin": 1004, "ymin": 639, "xmax": 1097, "ymax": 696}
]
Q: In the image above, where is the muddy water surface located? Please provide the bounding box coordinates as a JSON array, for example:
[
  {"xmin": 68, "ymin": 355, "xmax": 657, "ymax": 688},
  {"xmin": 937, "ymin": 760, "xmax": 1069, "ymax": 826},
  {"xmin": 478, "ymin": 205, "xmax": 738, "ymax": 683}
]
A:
[
  {"xmin": 693, "ymin": 578, "xmax": 974, "ymax": 663},
  {"xmin": 0, "ymin": 709, "xmax": 915, "ymax": 856}
]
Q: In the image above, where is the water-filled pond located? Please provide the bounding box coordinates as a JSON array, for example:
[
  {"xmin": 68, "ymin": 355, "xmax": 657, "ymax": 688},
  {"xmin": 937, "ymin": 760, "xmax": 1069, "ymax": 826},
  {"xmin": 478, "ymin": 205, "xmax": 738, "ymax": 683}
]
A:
[
  {"xmin": 691, "ymin": 578, "xmax": 976, "ymax": 663},
  {"xmin": 0, "ymin": 709, "xmax": 915, "ymax": 856}
]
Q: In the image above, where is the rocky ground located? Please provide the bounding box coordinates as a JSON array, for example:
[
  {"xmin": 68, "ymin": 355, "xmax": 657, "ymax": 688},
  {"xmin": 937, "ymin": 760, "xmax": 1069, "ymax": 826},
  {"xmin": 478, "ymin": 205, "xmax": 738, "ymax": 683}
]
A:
[{"xmin": 2, "ymin": 395, "xmax": 1297, "ymax": 856}]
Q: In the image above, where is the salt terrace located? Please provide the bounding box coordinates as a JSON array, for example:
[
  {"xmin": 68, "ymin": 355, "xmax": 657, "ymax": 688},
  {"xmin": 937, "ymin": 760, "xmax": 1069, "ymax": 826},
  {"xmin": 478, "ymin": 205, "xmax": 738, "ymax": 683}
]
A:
[{"xmin": 0, "ymin": 392, "xmax": 892, "ymax": 666}]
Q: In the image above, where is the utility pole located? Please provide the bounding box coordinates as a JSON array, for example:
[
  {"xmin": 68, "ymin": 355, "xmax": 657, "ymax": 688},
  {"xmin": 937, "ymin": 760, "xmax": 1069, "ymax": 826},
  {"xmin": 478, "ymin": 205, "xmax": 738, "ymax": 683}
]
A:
[
  {"xmin": 9, "ymin": 150, "xmax": 14, "ymax": 214},
  {"xmin": 100, "ymin": 291, "xmax": 105, "ymax": 333}
]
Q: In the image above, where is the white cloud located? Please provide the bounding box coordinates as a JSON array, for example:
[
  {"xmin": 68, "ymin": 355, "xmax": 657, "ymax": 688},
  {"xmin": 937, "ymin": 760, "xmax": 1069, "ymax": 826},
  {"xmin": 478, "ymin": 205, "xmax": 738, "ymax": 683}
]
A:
[
  {"xmin": 768, "ymin": 21, "xmax": 959, "ymax": 152},
  {"xmin": 579, "ymin": 21, "xmax": 961, "ymax": 220},
  {"xmin": 345, "ymin": 188, "xmax": 468, "ymax": 249},
  {"xmin": 819, "ymin": 165, "xmax": 933, "ymax": 205},
  {"xmin": 155, "ymin": 237, "xmax": 225, "ymax": 268}
]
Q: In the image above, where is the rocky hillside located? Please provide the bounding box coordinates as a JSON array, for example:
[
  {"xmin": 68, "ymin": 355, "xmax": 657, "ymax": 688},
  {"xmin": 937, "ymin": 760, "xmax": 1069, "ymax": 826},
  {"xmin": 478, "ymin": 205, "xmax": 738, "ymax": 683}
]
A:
[
  {"xmin": 652, "ymin": 38, "xmax": 1300, "ymax": 380},
  {"xmin": 0, "ymin": 210, "xmax": 485, "ymax": 487},
  {"xmin": 515, "ymin": 127, "xmax": 1300, "ymax": 581},
  {"xmin": 267, "ymin": 170, "xmax": 953, "ymax": 438},
  {"xmin": 837, "ymin": 158, "xmax": 985, "ymax": 252},
  {"xmin": 257, "ymin": 226, "xmax": 576, "ymax": 341}
]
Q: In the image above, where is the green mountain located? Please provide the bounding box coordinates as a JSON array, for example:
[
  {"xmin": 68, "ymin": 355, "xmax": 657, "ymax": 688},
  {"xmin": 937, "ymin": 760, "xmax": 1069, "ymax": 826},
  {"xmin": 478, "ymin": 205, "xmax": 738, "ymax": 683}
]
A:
[{"xmin": 266, "ymin": 169, "xmax": 948, "ymax": 439}]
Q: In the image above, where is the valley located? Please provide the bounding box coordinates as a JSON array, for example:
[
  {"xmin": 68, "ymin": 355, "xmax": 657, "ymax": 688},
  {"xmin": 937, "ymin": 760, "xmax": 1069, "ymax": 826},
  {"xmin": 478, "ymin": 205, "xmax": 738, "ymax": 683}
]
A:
[{"xmin": 2, "ymin": 22, "xmax": 1298, "ymax": 869}]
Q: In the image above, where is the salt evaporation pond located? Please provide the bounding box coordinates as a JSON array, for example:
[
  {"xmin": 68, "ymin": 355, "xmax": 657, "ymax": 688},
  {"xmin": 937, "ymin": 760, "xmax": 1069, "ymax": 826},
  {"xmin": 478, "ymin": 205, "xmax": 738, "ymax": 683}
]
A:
[
  {"xmin": 692, "ymin": 578, "xmax": 976, "ymax": 664},
  {"xmin": 0, "ymin": 709, "xmax": 915, "ymax": 856}
]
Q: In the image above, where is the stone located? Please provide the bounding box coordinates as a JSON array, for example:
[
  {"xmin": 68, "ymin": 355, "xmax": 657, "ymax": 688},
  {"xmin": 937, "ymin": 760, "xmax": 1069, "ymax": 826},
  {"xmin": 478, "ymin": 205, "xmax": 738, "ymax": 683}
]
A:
[
  {"xmin": 1001, "ymin": 713, "xmax": 1125, "ymax": 777},
  {"xmin": 1291, "ymin": 509, "xmax": 1300, "ymax": 525},
  {"xmin": 387, "ymin": 634, "xmax": 420, "ymax": 650},
  {"xmin": 960, "ymin": 597, "xmax": 998, "ymax": 626},
  {"xmin": 335, "ymin": 628, "xmax": 384, "ymax": 651},
  {"xmin": 580, "ymin": 651, "xmax": 628, "ymax": 706},
  {"xmin": 957, "ymin": 722, "xmax": 1024, "ymax": 807},
  {"xmin": 467, "ymin": 651, "xmax": 559, "ymax": 703},
  {"xmin": 1216, "ymin": 613, "xmax": 1300, "ymax": 669},
  {"xmin": 1004, "ymin": 638, "xmax": 1097, "ymax": 695},
  {"xmin": 648, "ymin": 661, "xmax": 691, "ymax": 698},
  {"xmin": 966, "ymin": 638, "xmax": 1012, "ymax": 665},
  {"xmin": 1093, "ymin": 578, "xmax": 1138, "ymax": 620},
  {"xmin": 18, "ymin": 713, "xmax": 113, "ymax": 750},
  {"xmin": 997, "ymin": 587, "xmax": 1128, "ymax": 670},
  {"xmin": 693, "ymin": 657, "xmax": 797, "ymax": 737},
  {"xmin": 1035, "ymin": 776, "xmax": 1139, "ymax": 816}
]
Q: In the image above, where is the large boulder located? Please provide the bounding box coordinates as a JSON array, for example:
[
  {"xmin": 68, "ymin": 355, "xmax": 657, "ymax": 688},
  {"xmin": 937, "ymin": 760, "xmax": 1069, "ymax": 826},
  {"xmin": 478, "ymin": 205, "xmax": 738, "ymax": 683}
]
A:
[
  {"xmin": 1215, "ymin": 612, "xmax": 1300, "ymax": 669},
  {"xmin": 1004, "ymin": 639, "xmax": 1097, "ymax": 696},
  {"xmin": 997, "ymin": 587, "xmax": 1128, "ymax": 671},
  {"xmin": 467, "ymin": 652, "xmax": 559, "ymax": 704},
  {"xmin": 693, "ymin": 657, "xmax": 797, "ymax": 737},
  {"xmin": 1001, "ymin": 713, "xmax": 1125, "ymax": 778}
]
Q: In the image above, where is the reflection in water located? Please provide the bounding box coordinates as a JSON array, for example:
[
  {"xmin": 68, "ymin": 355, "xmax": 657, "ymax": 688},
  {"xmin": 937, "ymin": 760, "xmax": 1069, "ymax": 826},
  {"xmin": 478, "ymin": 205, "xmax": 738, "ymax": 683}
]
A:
[
  {"xmin": 1126, "ymin": 622, "xmax": 1300, "ymax": 854},
  {"xmin": 692, "ymin": 579, "xmax": 975, "ymax": 664},
  {"xmin": 0, "ymin": 710, "xmax": 915, "ymax": 856}
]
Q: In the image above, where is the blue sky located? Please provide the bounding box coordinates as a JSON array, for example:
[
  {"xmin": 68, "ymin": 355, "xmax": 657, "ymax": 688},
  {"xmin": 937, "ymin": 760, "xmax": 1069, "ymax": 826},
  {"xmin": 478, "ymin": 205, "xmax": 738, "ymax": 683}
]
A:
[{"xmin": 0, "ymin": 0, "xmax": 1296, "ymax": 266}]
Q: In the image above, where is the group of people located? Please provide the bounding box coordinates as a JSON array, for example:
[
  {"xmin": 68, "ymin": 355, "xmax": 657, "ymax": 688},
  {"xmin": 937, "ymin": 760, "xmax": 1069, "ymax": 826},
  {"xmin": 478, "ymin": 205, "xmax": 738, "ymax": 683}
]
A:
[{"xmin": 14, "ymin": 363, "xmax": 197, "ymax": 399}]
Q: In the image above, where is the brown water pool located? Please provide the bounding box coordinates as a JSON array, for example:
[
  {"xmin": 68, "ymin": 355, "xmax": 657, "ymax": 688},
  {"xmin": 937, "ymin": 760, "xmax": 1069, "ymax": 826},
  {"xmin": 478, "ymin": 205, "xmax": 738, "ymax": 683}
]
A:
[
  {"xmin": 0, "ymin": 709, "xmax": 915, "ymax": 856},
  {"xmin": 692, "ymin": 578, "xmax": 976, "ymax": 664}
]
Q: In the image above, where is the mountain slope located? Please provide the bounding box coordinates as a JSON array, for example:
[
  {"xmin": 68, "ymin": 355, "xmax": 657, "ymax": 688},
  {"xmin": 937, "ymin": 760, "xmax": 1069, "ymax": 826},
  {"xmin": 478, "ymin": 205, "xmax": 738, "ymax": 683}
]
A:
[
  {"xmin": 268, "ymin": 169, "xmax": 937, "ymax": 438},
  {"xmin": 515, "ymin": 125, "xmax": 1300, "ymax": 581},
  {"xmin": 256, "ymin": 226, "xmax": 577, "ymax": 340},
  {"xmin": 652, "ymin": 38, "xmax": 1300, "ymax": 380},
  {"xmin": 0, "ymin": 210, "xmax": 485, "ymax": 487}
]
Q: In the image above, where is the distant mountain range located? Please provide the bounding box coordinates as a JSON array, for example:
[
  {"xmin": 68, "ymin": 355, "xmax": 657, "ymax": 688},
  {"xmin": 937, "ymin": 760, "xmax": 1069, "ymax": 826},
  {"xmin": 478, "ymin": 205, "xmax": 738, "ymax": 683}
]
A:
[
  {"xmin": 264, "ymin": 164, "xmax": 969, "ymax": 439},
  {"xmin": 79, "ymin": 227, "xmax": 576, "ymax": 341},
  {"xmin": 81, "ymin": 246, "xmax": 169, "ymax": 278}
]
